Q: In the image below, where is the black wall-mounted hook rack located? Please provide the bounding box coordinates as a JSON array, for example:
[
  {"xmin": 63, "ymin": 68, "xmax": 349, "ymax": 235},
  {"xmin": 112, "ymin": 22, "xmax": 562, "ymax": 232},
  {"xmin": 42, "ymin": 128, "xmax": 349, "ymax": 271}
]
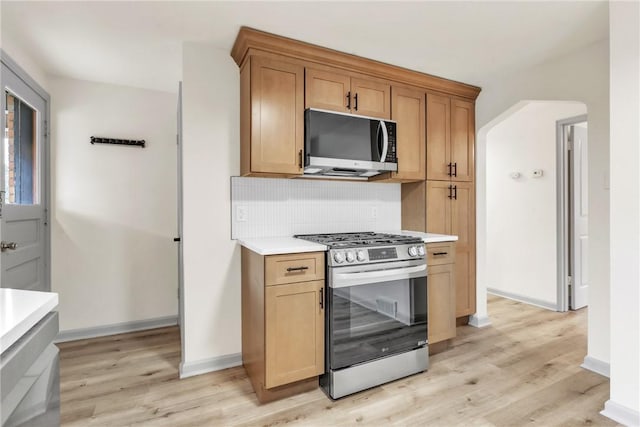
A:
[{"xmin": 90, "ymin": 136, "xmax": 146, "ymax": 148}]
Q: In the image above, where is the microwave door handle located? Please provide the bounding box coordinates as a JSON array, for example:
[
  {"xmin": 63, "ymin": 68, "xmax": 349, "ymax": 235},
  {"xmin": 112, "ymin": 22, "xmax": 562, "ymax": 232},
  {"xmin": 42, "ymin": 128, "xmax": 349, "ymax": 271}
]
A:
[{"xmin": 380, "ymin": 120, "xmax": 389, "ymax": 162}]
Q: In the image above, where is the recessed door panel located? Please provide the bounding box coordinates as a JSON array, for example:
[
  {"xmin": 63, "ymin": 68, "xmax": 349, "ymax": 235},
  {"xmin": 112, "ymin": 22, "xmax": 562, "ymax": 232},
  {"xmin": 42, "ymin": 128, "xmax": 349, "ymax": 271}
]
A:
[
  {"xmin": 2, "ymin": 61, "xmax": 47, "ymax": 292},
  {"xmin": 450, "ymin": 99, "xmax": 475, "ymax": 182},
  {"xmin": 426, "ymin": 94, "xmax": 451, "ymax": 181}
]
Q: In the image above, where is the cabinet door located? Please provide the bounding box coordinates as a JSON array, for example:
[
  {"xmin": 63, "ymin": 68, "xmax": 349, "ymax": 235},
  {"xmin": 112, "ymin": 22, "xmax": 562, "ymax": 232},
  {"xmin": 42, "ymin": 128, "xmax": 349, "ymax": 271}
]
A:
[
  {"xmin": 426, "ymin": 94, "xmax": 451, "ymax": 181},
  {"xmin": 265, "ymin": 280, "xmax": 324, "ymax": 388},
  {"xmin": 428, "ymin": 263, "xmax": 456, "ymax": 344},
  {"xmin": 250, "ymin": 57, "xmax": 304, "ymax": 175},
  {"xmin": 451, "ymin": 182, "xmax": 475, "ymax": 316},
  {"xmin": 391, "ymin": 87, "xmax": 426, "ymax": 181},
  {"xmin": 450, "ymin": 99, "xmax": 475, "ymax": 182},
  {"xmin": 426, "ymin": 180, "xmax": 452, "ymax": 235},
  {"xmin": 351, "ymin": 78, "xmax": 391, "ymax": 119},
  {"xmin": 305, "ymin": 68, "xmax": 351, "ymax": 113}
]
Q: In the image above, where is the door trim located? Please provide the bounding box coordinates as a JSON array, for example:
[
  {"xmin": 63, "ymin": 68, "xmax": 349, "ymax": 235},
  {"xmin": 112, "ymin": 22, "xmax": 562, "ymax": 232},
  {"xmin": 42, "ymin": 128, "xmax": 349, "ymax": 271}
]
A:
[
  {"xmin": 556, "ymin": 114, "xmax": 588, "ymax": 312},
  {"xmin": 0, "ymin": 50, "xmax": 51, "ymax": 292},
  {"xmin": 177, "ymin": 81, "xmax": 186, "ymax": 371}
]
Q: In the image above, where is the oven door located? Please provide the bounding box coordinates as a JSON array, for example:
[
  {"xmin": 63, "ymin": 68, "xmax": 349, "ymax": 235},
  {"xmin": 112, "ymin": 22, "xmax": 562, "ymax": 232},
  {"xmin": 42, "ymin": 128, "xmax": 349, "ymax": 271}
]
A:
[{"xmin": 327, "ymin": 259, "xmax": 427, "ymax": 371}]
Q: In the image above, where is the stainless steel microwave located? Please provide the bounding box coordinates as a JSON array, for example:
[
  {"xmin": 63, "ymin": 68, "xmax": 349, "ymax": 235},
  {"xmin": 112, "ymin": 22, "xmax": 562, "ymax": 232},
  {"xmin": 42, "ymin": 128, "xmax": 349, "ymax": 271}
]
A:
[{"xmin": 303, "ymin": 109, "xmax": 398, "ymax": 178}]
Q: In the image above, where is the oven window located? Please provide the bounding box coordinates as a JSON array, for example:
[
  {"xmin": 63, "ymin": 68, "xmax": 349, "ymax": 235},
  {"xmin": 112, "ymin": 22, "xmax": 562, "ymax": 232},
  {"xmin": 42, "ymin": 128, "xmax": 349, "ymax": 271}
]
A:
[{"xmin": 328, "ymin": 276, "xmax": 427, "ymax": 370}]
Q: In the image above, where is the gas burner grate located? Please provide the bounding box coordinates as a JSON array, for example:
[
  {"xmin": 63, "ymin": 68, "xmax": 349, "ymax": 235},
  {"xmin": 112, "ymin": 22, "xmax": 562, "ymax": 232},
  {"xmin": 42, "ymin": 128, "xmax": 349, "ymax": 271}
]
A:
[{"xmin": 294, "ymin": 232, "xmax": 422, "ymax": 248}]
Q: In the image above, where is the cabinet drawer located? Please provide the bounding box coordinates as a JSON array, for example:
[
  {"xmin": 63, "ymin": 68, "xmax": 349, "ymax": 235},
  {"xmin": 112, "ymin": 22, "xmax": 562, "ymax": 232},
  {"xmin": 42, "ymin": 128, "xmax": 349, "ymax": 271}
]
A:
[
  {"xmin": 265, "ymin": 252, "xmax": 325, "ymax": 286},
  {"xmin": 426, "ymin": 242, "xmax": 456, "ymax": 266}
]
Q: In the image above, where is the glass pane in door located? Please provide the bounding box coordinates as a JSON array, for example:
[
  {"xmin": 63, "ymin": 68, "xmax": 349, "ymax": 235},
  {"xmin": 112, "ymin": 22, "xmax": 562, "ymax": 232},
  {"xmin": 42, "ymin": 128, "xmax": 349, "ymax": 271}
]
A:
[{"xmin": 4, "ymin": 91, "xmax": 39, "ymax": 205}]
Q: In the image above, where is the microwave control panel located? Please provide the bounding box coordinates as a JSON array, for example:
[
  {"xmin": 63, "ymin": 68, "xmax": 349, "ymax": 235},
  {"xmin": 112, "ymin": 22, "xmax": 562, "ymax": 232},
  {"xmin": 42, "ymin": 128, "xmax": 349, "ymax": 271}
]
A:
[{"xmin": 385, "ymin": 125, "xmax": 397, "ymax": 162}]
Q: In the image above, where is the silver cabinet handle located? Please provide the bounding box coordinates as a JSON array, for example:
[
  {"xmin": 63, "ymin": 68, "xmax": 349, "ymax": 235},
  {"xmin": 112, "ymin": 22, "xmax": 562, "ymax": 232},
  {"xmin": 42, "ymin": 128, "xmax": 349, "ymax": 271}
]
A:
[{"xmin": 1, "ymin": 241, "xmax": 18, "ymax": 252}]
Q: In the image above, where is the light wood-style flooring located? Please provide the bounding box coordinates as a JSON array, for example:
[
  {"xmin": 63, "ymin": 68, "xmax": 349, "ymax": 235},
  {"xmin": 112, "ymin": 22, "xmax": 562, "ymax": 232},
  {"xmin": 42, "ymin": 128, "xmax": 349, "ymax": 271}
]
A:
[{"xmin": 58, "ymin": 296, "xmax": 618, "ymax": 426}]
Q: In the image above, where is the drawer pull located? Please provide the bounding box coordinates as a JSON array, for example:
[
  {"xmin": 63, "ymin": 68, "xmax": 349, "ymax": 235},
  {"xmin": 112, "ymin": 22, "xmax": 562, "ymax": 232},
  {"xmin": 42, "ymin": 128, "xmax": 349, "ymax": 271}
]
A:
[
  {"xmin": 433, "ymin": 252, "xmax": 448, "ymax": 256},
  {"xmin": 286, "ymin": 266, "xmax": 309, "ymax": 272}
]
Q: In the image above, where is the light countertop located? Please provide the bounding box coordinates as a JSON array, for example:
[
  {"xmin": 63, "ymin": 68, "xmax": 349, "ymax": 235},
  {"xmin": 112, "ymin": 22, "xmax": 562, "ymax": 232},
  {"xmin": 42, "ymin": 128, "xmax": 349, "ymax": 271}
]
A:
[
  {"xmin": 1, "ymin": 288, "xmax": 59, "ymax": 353},
  {"xmin": 395, "ymin": 230, "xmax": 458, "ymax": 243},
  {"xmin": 237, "ymin": 237, "xmax": 328, "ymax": 255},
  {"xmin": 237, "ymin": 231, "xmax": 456, "ymax": 255}
]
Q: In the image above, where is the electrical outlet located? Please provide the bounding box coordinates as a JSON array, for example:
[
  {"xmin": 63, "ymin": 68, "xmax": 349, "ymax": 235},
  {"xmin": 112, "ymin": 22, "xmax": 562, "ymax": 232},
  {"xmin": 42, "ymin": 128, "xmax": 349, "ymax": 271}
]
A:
[
  {"xmin": 371, "ymin": 206, "xmax": 378, "ymax": 219},
  {"xmin": 533, "ymin": 169, "xmax": 544, "ymax": 178},
  {"xmin": 236, "ymin": 205, "xmax": 248, "ymax": 222}
]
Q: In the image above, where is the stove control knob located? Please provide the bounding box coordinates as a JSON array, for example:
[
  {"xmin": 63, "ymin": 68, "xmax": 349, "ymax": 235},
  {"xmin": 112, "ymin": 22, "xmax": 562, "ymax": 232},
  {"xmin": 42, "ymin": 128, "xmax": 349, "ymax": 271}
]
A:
[
  {"xmin": 356, "ymin": 250, "xmax": 366, "ymax": 262},
  {"xmin": 408, "ymin": 246, "xmax": 418, "ymax": 257},
  {"xmin": 417, "ymin": 246, "xmax": 425, "ymax": 256},
  {"xmin": 333, "ymin": 252, "xmax": 345, "ymax": 264},
  {"xmin": 346, "ymin": 251, "xmax": 356, "ymax": 263}
]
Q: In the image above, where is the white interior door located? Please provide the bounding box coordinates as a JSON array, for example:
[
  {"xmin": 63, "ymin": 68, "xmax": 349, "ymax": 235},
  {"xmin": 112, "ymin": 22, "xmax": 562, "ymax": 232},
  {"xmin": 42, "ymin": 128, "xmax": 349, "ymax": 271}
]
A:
[
  {"xmin": 570, "ymin": 124, "xmax": 589, "ymax": 310},
  {"xmin": 1, "ymin": 61, "xmax": 48, "ymax": 291}
]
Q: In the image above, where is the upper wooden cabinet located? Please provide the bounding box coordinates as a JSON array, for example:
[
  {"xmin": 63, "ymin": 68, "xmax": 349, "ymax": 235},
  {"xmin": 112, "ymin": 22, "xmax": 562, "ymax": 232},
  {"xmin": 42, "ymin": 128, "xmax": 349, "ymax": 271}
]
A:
[
  {"xmin": 305, "ymin": 68, "xmax": 351, "ymax": 113},
  {"xmin": 390, "ymin": 86, "xmax": 426, "ymax": 181},
  {"xmin": 426, "ymin": 95, "xmax": 475, "ymax": 182},
  {"xmin": 426, "ymin": 94, "xmax": 451, "ymax": 181},
  {"xmin": 450, "ymin": 100, "xmax": 475, "ymax": 182},
  {"xmin": 233, "ymin": 27, "xmax": 480, "ymax": 180},
  {"xmin": 241, "ymin": 56, "xmax": 304, "ymax": 176},
  {"xmin": 305, "ymin": 68, "xmax": 391, "ymax": 119}
]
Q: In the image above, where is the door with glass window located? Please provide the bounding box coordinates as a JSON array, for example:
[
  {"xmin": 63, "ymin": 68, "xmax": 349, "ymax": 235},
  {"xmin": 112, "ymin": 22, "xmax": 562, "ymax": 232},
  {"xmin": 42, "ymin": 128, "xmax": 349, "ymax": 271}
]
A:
[{"xmin": 1, "ymin": 60, "xmax": 48, "ymax": 291}]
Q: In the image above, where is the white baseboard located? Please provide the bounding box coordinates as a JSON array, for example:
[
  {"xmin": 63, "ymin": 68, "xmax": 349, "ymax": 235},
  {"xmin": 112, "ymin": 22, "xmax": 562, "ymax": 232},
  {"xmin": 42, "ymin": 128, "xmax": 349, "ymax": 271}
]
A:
[
  {"xmin": 468, "ymin": 314, "xmax": 491, "ymax": 328},
  {"xmin": 601, "ymin": 400, "xmax": 640, "ymax": 426},
  {"xmin": 55, "ymin": 315, "xmax": 178, "ymax": 343},
  {"xmin": 180, "ymin": 353, "xmax": 242, "ymax": 379},
  {"xmin": 487, "ymin": 288, "xmax": 557, "ymax": 311},
  {"xmin": 581, "ymin": 355, "xmax": 610, "ymax": 378}
]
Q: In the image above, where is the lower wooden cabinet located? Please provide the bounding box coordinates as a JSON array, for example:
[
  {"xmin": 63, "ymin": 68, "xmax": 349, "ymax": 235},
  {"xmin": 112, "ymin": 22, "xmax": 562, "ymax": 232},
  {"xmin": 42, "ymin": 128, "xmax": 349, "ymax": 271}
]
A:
[
  {"xmin": 425, "ymin": 180, "xmax": 476, "ymax": 317},
  {"xmin": 242, "ymin": 248, "xmax": 325, "ymax": 402},
  {"xmin": 402, "ymin": 180, "xmax": 476, "ymax": 320},
  {"xmin": 265, "ymin": 281, "xmax": 324, "ymax": 388},
  {"xmin": 427, "ymin": 242, "xmax": 457, "ymax": 344}
]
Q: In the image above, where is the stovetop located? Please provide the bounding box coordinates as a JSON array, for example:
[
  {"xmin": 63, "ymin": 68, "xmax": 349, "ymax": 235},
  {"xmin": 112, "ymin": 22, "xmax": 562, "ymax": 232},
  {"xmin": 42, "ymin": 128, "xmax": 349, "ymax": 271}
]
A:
[{"xmin": 294, "ymin": 232, "xmax": 422, "ymax": 249}]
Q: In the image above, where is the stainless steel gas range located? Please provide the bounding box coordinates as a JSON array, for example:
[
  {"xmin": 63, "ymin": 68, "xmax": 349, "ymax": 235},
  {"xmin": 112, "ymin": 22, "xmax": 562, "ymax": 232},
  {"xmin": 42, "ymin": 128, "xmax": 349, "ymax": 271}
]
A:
[{"xmin": 294, "ymin": 232, "xmax": 428, "ymax": 399}]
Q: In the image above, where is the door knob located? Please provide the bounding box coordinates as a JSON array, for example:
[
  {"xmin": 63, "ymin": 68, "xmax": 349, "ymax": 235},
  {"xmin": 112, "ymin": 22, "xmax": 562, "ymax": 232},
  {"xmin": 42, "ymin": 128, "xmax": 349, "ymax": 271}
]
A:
[{"xmin": 1, "ymin": 241, "xmax": 17, "ymax": 252}]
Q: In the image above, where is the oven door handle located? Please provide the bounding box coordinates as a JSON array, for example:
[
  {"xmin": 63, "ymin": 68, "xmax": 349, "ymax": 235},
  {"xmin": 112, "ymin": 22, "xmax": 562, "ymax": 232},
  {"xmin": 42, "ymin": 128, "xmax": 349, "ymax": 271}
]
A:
[{"xmin": 331, "ymin": 263, "xmax": 426, "ymax": 288}]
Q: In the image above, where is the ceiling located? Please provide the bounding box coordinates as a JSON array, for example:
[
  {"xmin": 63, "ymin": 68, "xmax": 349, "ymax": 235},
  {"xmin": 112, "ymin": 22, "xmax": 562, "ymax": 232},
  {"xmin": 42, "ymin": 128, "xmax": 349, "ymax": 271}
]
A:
[{"xmin": 1, "ymin": 1, "xmax": 608, "ymax": 93}]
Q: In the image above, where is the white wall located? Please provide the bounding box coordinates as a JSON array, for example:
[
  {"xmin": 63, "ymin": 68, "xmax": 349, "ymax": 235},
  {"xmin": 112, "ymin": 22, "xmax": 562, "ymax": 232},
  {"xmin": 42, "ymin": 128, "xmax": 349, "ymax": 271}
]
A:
[
  {"xmin": 181, "ymin": 43, "xmax": 241, "ymax": 371},
  {"xmin": 50, "ymin": 76, "xmax": 178, "ymax": 332},
  {"xmin": 0, "ymin": 33, "xmax": 49, "ymax": 91},
  {"xmin": 604, "ymin": 1, "xmax": 640, "ymax": 424},
  {"xmin": 486, "ymin": 101, "xmax": 586, "ymax": 308},
  {"xmin": 475, "ymin": 40, "xmax": 610, "ymax": 366},
  {"xmin": 231, "ymin": 177, "xmax": 400, "ymax": 239}
]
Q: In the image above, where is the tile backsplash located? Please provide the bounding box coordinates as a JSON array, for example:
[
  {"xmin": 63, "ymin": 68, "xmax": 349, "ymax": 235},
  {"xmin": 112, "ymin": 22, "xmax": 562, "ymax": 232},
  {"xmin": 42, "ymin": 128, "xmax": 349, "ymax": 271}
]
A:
[{"xmin": 231, "ymin": 177, "xmax": 401, "ymax": 239}]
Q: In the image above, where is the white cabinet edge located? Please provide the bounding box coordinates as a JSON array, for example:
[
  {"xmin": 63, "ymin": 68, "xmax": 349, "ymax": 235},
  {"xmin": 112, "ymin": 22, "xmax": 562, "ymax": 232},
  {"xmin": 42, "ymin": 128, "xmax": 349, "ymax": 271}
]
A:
[
  {"xmin": 1, "ymin": 289, "xmax": 59, "ymax": 353},
  {"xmin": 399, "ymin": 230, "xmax": 459, "ymax": 243},
  {"xmin": 237, "ymin": 238, "xmax": 328, "ymax": 255}
]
